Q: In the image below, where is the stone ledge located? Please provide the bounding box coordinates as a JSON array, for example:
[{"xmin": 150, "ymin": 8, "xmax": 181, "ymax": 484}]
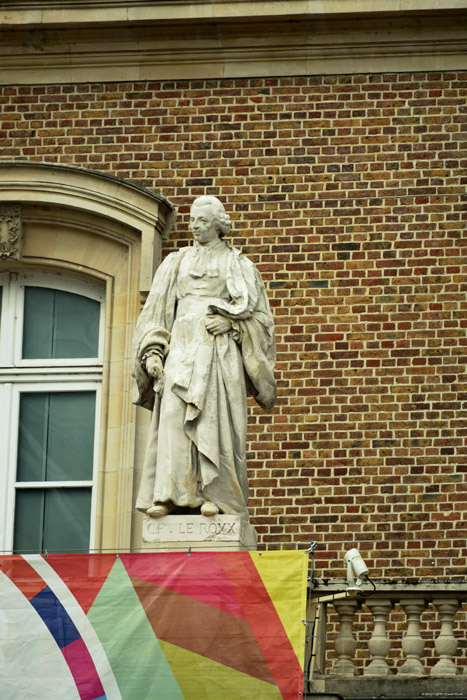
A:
[
  {"xmin": 312, "ymin": 674, "xmax": 467, "ymax": 698},
  {"xmin": 312, "ymin": 579, "xmax": 467, "ymax": 596}
]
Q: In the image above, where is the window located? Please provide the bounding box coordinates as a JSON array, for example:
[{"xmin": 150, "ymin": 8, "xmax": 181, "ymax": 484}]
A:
[{"xmin": 0, "ymin": 272, "xmax": 104, "ymax": 554}]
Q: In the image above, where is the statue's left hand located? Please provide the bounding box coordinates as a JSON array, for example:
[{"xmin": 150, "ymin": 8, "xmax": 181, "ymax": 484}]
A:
[
  {"xmin": 205, "ymin": 314, "xmax": 232, "ymax": 336},
  {"xmin": 144, "ymin": 354, "xmax": 165, "ymax": 394}
]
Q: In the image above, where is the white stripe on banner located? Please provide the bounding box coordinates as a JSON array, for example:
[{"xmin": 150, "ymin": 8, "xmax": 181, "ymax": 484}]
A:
[
  {"xmin": 23, "ymin": 554, "xmax": 122, "ymax": 700},
  {"xmin": 0, "ymin": 570, "xmax": 81, "ymax": 700}
]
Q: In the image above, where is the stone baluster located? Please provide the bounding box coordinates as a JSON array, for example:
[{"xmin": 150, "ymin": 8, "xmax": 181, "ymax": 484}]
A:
[
  {"xmin": 431, "ymin": 599, "xmax": 460, "ymax": 676},
  {"xmin": 364, "ymin": 599, "xmax": 393, "ymax": 676},
  {"xmin": 399, "ymin": 598, "xmax": 426, "ymax": 675},
  {"xmin": 331, "ymin": 599, "xmax": 360, "ymax": 675}
]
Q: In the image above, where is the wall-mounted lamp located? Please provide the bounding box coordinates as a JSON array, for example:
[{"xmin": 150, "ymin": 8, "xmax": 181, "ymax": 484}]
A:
[{"xmin": 344, "ymin": 548, "xmax": 369, "ymax": 590}]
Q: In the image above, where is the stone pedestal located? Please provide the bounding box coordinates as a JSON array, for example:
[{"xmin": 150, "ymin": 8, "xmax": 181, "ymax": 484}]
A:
[{"xmin": 141, "ymin": 514, "xmax": 257, "ymax": 551}]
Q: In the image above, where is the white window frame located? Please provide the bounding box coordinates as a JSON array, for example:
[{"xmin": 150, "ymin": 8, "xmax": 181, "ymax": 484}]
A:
[
  {"xmin": 0, "ymin": 271, "xmax": 105, "ymax": 372},
  {"xmin": 0, "ymin": 272, "xmax": 104, "ymax": 554}
]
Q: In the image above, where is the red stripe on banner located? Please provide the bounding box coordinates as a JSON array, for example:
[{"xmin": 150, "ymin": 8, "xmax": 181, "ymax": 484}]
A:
[
  {"xmin": 121, "ymin": 552, "xmax": 247, "ymax": 618},
  {"xmin": 218, "ymin": 553, "xmax": 303, "ymax": 700},
  {"xmin": 0, "ymin": 555, "xmax": 47, "ymax": 600}
]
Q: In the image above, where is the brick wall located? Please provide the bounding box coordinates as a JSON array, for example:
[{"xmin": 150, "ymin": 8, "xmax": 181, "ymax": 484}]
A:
[{"xmin": 1, "ymin": 72, "xmax": 466, "ymax": 579}]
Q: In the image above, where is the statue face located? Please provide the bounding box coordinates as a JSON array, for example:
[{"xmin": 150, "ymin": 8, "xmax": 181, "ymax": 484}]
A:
[{"xmin": 189, "ymin": 205, "xmax": 220, "ymax": 245}]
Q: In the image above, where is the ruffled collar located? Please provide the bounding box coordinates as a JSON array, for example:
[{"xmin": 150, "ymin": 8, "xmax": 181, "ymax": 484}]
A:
[{"xmin": 189, "ymin": 238, "xmax": 227, "ymax": 278}]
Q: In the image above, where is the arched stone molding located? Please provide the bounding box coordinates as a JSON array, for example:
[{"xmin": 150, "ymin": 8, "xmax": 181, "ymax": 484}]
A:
[
  {"xmin": 0, "ymin": 161, "xmax": 175, "ymax": 292},
  {"xmin": 0, "ymin": 162, "xmax": 175, "ymax": 552}
]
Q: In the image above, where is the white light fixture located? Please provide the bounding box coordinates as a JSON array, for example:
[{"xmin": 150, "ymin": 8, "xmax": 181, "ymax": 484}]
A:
[{"xmin": 344, "ymin": 548, "xmax": 369, "ymax": 590}]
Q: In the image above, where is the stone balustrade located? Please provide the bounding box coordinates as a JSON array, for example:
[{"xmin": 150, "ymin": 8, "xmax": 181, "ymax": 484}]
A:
[{"xmin": 307, "ymin": 582, "xmax": 467, "ymax": 697}]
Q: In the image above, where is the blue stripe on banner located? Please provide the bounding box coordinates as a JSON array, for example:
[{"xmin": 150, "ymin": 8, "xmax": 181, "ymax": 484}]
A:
[{"xmin": 30, "ymin": 586, "xmax": 81, "ymax": 650}]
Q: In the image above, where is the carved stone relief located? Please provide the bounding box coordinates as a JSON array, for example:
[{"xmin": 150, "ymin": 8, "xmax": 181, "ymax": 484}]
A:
[{"xmin": 0, "ymin": 204, "xmax": 22, "ymax": 261}]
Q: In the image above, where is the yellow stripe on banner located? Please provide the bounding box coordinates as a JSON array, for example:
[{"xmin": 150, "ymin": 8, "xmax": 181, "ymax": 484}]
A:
[
  {"xmin": 159, "ymin": 640, "xmax": 283, "ymax": 700},
  {"xmin": 250, "ymin": 551, "xmax": 308, "ymax": 667}
]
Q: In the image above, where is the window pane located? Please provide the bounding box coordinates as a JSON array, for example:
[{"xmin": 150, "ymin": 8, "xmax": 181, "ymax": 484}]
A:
[
  {"xmin": 14, "ymin": 488, "xmax": 92, "ymax": 554},
  {"xmin": 13, "ymin": 489, "xmax": 43, "ymax": 553},
  {"xmin": 23, "ymin": 287, "xmax": 100, "ymax": 359},
  {"xmin": 17, "ymin": 392, "xmax": 96, "ymax": 482}
]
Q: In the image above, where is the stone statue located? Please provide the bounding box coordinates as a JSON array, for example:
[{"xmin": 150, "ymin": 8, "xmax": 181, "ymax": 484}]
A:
[{"xmin": 132, "ymin": 195, "xmax": 276, "ymax": 521}]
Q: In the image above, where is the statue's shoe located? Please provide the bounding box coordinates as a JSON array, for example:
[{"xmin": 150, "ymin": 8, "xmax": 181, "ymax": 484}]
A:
[
  {"xmin": 201, "ymin": 502, "xmax": 219, "ymax": 516},
  {"xmin": 146, "ymin": 502, "xmax": 173, "ymax": 518}
]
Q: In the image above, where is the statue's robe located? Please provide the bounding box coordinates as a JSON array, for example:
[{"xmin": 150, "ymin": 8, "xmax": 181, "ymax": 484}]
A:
[{"xmin": 133, "ymin": 239, "xmax": 276, "ymax": 519}]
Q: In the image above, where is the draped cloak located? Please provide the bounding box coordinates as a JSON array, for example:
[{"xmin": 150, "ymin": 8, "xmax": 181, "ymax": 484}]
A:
[{"xmin": 132, "ymin": 240, "xmax": 276, "ymax": 520}]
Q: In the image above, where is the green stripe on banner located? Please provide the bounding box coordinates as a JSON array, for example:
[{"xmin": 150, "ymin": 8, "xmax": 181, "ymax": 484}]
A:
[{"xmin": 87, "ymin": 557, "xmax": 184, "ymax": 700}]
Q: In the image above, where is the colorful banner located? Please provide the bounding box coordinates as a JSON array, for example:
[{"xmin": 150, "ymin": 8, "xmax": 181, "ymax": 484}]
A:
[{"xmin": 0, "ymin": 551, "xmax": 307, "ymax": 700}]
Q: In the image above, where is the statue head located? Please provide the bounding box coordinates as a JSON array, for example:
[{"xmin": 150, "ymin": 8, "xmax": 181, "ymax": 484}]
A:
[{"xmin": 189, "ymin": 196, "xmax": 232, "ymax": 241}]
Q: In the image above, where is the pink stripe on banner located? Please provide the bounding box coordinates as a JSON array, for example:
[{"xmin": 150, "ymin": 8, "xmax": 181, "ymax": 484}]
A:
[
  {"xmin": 62, "ymin": 638, "xmax": 106, "ymax": 700},
  {"xmin": 121, "ymin": 552, "xmax": 247, "ymax": 617}
]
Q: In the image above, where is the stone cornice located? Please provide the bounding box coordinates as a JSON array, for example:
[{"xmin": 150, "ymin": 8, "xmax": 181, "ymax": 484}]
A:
[
  {"xmin": 0, "ymin": 1, "xmax": 466, "ymax": 27},
  {"xmin": 0, "ymin": 3, "xmax": 466, "ymax": 82}
]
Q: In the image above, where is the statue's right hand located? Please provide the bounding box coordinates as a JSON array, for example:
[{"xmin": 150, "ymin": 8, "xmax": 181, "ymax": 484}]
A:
[{"xmin": 145, "ymin": 355, "xmax": 165, "ymax": 394}]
